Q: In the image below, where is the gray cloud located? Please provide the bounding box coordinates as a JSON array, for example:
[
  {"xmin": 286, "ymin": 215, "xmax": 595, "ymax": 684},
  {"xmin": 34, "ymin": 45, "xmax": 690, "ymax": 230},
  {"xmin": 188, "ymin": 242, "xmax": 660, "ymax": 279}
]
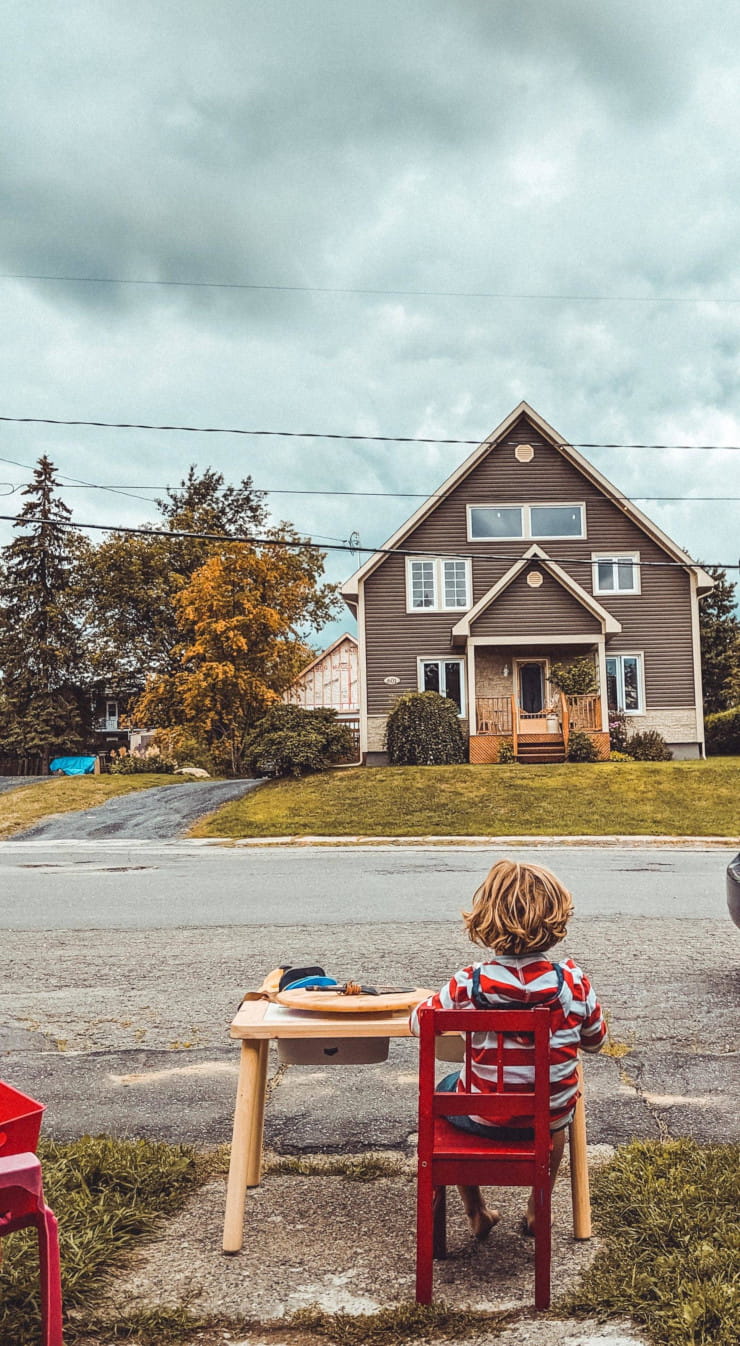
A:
[{"xmin": 0, "ymin": 0, "xmax": 738, "ymax": 642}]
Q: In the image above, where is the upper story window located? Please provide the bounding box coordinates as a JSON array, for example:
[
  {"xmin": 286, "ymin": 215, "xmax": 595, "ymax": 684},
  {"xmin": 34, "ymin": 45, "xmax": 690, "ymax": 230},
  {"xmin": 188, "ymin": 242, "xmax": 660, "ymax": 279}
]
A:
[
  {"xmin": 467, "ymin": 503, "xmax": 585, "ymax": 541},
  {"xmin": 406, "ymin": 557, "xmax": 471, "ymax": 611},
  {"xmin": 592, "ymin": 553, "xmax": 641, "ymax": 596}
]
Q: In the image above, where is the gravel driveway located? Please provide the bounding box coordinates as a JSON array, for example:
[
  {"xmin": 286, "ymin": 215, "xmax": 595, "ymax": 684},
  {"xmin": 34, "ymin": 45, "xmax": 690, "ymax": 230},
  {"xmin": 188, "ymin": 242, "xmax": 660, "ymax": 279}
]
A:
[{"xmin": 11, "ymin": 778, "xmax": 262, "ymax": 840}]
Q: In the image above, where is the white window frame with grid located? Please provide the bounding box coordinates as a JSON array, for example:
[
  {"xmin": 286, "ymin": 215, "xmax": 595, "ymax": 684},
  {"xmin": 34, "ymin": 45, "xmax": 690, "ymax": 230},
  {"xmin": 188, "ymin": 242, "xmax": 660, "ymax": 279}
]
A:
[
  {"xmin": 466, "ymin": 502, "xmax": 586, "ymax": 541},
  {"xmin": 605, "ymin": 652, "xmax": 645, "ymax": 714},
  {"xmin": 592, "ymin": 552, "xmax": 641, "ymax": 596},
  {"xmin": 405, "ymin": 557, "xmax": 471, "ymax": 612},
  {"xmin": 416, "ymin": 656, "xmax": 466, "ymax": 715}
]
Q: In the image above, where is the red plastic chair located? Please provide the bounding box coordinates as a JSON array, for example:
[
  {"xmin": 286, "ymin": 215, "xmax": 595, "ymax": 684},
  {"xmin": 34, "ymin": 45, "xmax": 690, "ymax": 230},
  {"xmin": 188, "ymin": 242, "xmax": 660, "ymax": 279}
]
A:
[
  {"xmin": 0, "ymin": 1079, "xmax": 63, "ymax": 1345},
  {"xmin": 0, "ymin": 1153, "xmax": 63, "ymax": 1345},
  {"xmin": 416, "ymin": 1006, "xmax": 553, "ymax": 1310}
]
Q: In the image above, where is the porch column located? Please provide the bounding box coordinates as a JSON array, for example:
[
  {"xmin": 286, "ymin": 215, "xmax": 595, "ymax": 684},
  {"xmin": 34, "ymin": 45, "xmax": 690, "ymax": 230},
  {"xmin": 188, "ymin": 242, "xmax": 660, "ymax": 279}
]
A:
[
  {"xmin": 467, "ymin": 642, "xmax": 477, "ymax": 737},
  {"xmin": 597, "ymin": 636, "xmax": 609, "ymax": 731}
]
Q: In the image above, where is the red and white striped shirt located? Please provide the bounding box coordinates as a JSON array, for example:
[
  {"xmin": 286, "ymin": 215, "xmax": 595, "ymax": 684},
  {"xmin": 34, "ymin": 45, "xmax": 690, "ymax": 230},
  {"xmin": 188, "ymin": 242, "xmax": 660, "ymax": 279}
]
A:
[{"xmin": 410, "ymin": 954, "xmax": 606, "ymax": 1128}]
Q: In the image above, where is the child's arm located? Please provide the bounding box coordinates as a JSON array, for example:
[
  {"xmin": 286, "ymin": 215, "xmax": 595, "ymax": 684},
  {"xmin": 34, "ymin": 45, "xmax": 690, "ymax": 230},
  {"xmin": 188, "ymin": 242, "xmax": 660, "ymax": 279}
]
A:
[
  {"xmin": 409, "ymin": 966, "xmax": 476, "ymax": 1036},
  {"xmin": 578, "ymin": 972, "xmax": 607, "ymax": 1053}
]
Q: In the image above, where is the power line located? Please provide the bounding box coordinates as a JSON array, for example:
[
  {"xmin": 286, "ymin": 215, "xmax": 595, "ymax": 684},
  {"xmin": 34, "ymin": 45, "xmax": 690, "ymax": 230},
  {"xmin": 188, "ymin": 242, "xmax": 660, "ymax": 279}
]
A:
[
  {"xmin": 2, "ymin": 474, "xmax": 738, "ymax": 505},
  {"xmin": 0, "ymin": 456, "xmax": 735, "ymax": 508},
  {"xmin": 2, "ymin": 413, "xmax": 740, "ymax": 452},
  {"xmin": 0, "ymin": 513, "xmax": 733, "ymax": 569},
  {"xmin": 2, "ymin": 270, "xmax": 740, "ymax": 306}
]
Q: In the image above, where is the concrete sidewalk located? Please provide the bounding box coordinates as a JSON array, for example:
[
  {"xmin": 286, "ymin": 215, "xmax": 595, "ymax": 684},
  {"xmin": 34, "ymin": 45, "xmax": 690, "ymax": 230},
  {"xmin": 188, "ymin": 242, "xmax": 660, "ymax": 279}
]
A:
[{"xmin": 80, "ymin": 1145, "xmax": 650, "ymax": 1345}]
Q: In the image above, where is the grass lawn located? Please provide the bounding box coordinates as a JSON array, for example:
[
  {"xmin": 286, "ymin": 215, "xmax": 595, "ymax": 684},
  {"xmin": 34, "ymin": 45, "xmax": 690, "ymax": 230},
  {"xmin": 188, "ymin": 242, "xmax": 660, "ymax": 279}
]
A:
[
  {"xmin": 0, "ymin": 773, "xmax": 182, "ymax": 839},
  {"xmin": 192, "ymin": 759, "xmax": 740, "ymax": 838},
  {"xmin": 1, "ymin": 1138, "xmax": 736, "ymax": 1345}
]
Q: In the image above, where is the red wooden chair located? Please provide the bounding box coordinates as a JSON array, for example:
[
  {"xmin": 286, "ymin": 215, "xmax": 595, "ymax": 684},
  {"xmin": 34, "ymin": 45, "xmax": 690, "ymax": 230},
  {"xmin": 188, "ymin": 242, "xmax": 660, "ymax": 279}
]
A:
[{"xmin": 416, "ymin": 1005, "xmax": 553, "ymax": 1310}]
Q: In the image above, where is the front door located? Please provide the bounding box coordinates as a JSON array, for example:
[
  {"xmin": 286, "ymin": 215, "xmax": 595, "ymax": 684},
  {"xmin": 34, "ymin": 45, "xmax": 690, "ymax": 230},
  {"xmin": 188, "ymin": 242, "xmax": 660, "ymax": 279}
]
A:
[{"xmin": 516, "ymin": 660, "xmax": 550, "ymax": 733}]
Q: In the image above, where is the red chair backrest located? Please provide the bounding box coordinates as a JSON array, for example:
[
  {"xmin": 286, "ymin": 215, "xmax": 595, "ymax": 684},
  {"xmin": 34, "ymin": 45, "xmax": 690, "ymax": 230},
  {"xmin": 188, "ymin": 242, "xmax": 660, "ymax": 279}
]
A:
[
  {"xmin": 0, "ymin": 1080, "xmax": 45, "ymax": 1159},
  {"xmin": 417, "ymin": 1007, "xmax": 552, "ymax": 1155}
]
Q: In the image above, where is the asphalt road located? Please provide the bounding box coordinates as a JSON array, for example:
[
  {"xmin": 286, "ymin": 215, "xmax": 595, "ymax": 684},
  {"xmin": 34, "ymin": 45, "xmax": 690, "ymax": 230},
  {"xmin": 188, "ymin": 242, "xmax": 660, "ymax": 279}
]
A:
[
  {"xmin": 0, "ymin": 774, "xmax": 48, "ymax": 795},
  {"xmin": 11, "ymin": 778, "xmax": 262, "ymax": 840},
  {"xmin": 0, "ymin": 841, "xmax": 733, "ymax": 928},
  {"xmin": 1, "ymin": 843, "xmax": 738, "ymax": 1158}
]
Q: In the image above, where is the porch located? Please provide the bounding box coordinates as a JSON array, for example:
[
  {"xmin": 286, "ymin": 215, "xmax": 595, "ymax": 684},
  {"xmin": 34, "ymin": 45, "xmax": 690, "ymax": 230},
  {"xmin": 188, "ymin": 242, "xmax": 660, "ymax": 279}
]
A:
[
  {"xmin": 466, "ymin": 645, "xmax": 610, "ymax": 764},
  {"xmin": 469, "ymin": 691, "xmax": 608, "ymax": 763}
]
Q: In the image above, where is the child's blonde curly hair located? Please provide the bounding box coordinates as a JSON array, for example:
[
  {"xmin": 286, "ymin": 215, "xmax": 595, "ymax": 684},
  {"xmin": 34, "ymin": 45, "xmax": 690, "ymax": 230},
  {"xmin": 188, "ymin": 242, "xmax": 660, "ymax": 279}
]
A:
[{"xmin": 463, "ymin": 859, "xmax": 573, "ymax": 955}]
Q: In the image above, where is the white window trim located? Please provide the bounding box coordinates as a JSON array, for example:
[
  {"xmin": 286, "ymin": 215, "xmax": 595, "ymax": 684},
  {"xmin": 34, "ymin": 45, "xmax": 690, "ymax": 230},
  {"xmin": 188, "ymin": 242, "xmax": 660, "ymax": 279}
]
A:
[
  {"xmin": 592, "ymin": 552, "xmax": 641, "ymax": 596},
  {"xmin": 416, "ymin": 656, "xmax": 467, "ymax": 716},
  {"xmin": 605, "ymin": 650, "xmax": 646, "ymax": 715},
  {"xmin": 466, "ymin": 502, "xmax": 586, "ymax": 542},
  {"xmin": 405, "ymin": 556, "xmax": 472, "ymax": 613}
]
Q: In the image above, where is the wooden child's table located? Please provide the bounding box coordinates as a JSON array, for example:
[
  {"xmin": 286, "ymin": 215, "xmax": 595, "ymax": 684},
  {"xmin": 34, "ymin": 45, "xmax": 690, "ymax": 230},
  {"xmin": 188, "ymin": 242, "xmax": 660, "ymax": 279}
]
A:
[{"xmin": 222, "ymin": 996, "xmax": 592, "ymax": 1253}]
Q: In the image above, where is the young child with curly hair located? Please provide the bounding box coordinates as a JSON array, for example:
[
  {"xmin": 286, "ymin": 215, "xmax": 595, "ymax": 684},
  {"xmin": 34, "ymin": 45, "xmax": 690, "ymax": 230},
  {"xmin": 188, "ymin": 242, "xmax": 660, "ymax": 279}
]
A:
[{"xmin": 410, "ymin": 858, "xmax": 605, "ymax": 1239}]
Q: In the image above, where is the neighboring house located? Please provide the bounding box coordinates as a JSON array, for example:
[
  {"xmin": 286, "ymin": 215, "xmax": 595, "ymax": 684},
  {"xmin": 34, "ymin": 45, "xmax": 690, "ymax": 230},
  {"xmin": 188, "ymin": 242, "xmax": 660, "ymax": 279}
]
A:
[
  {"xmin": 91, "ymin": 691, "xmax": 129, "ymax": 753},
  {"xmin": 342, "ymin": 402, "xmax": 713, "ymax": 765},
  {"xmin": 285, "ymin": 633, "xmax": 359, "ymax": 720}
]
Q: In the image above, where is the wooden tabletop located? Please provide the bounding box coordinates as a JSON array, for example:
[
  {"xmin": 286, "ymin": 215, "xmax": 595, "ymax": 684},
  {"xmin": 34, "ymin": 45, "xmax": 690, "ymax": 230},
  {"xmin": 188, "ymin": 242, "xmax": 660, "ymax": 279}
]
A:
[{"xmin": 230, "ymin": 998, "xmax": 418, "ymax": 1040}]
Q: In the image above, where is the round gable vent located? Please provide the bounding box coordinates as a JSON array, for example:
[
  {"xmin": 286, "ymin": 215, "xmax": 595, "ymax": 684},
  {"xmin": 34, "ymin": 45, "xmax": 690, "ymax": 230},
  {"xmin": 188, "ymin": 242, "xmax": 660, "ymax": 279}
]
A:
[
  {"xmin": 526, "ymin": 569, "xmax": 543, "ymax": 588},
  {"xmin": 515, "ymin": 443, "xmax": 535, "ymax": 463}
]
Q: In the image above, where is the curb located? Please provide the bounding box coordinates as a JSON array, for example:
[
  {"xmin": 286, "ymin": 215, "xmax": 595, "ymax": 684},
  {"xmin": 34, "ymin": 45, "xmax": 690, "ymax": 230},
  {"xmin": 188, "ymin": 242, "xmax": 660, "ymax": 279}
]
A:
[{"xmin": 206, "ymin": 833, "xmax": 740, "ymax": 849}]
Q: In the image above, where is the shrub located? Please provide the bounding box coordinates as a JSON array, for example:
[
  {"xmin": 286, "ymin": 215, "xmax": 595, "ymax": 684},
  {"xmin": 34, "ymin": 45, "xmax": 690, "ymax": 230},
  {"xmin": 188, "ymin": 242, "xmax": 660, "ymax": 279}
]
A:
[
  {"xmin": 147, "ymin": 727, "xmax": 215, "ymax": 774},
  {"xmin": 497, "ymin": 739, "xmax": 516, "ymax": 764},
  {"xmin": 608, "ymin": 710, "xmax": 629, "ymax": 753},
  {"xmin": 109, "ymin": 749, "xmax": 178, "ymax": 774},
  {"xmin": 243, "ymin": 704, "xmax": 356, "ymax": 778},
  {"xmin": 549, "ymin": 656, "xmax": 599, "ymax": 696},
  {"xmin": 567, "ymin": 731, "xmax": 600, "ymax": 762},
  {"xmin": 705, "ymin": 706, "xmax": 740, "ymax": 755},
  {"xmin": 385, "ymin": 691, "xmax": 466, "ymax": 766},
  {"xmin": 626, "ymin": 730, "xmax": 673, "ymax": 761}
]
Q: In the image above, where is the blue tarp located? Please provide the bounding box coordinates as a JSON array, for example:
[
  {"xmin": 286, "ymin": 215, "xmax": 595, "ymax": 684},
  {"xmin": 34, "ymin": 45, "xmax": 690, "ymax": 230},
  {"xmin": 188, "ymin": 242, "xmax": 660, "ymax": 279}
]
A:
[{"xmin": 49, "ymin": 756, "xmax": 97, "ymax": 776}]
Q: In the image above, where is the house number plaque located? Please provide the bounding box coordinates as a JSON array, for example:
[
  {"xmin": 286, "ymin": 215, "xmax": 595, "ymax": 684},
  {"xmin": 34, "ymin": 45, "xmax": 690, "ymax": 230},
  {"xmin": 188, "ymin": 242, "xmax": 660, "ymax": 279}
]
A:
[{"xmin": 383, "ymin": 676, "xmax": 401, "ymax": 685}]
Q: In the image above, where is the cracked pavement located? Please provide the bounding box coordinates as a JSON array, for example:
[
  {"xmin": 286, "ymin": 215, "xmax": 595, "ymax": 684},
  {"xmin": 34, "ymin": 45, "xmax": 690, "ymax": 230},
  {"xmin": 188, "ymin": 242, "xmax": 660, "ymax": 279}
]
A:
[{"xmin": 1, "ymin": 843, "xmax": 737, "ymax": 1149}]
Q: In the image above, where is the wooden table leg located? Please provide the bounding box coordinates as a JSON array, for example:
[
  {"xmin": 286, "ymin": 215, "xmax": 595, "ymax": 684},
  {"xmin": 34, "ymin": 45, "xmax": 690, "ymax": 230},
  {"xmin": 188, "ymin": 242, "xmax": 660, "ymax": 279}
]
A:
[
  {"xmin": 569, "ymin": 1062, "xmax": 592, "ymax": 1239},
  {"xmin": 222, "ymin": 1039, "xmax": 266, "ymax": 1254},
  {"xmin": 246, "ymin": 1039, "xmax": 269, "ymax": 1188}
]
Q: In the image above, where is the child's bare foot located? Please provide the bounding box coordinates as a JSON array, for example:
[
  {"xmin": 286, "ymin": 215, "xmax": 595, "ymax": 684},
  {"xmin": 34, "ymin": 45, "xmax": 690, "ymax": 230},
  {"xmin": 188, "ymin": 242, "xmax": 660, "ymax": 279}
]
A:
[{"xmin": 468, "ymin": 1204, "xmax": 500, "ymax": 1240}]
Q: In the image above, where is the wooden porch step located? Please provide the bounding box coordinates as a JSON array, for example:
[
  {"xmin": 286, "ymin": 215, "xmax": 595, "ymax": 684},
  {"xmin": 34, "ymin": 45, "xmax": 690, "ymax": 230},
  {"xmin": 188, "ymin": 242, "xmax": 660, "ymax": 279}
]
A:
[{"xmin": 516, "ymin": 735, "xmax": 566, "ymax": 764}]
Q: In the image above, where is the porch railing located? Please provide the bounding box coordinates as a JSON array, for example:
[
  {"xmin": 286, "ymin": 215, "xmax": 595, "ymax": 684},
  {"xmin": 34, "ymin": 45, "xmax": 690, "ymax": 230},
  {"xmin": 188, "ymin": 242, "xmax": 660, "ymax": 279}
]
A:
[
  {"xmin": 560, "ymin": 692, "xmax": 570, "ymax": 755},
  {"xmin": 566, "ymin": 694, "xmax": 602, "ymax": 732},
  {"xmin": 475, "ymin": 696, "xmax": 513, "ymax": 735}
]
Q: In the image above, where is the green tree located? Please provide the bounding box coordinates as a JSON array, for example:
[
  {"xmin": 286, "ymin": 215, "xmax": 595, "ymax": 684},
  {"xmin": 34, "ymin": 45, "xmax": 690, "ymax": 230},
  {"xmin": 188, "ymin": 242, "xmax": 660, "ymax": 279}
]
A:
[
  {"xmin": 0, "ymin": 457, "xmax": 91, "ymax": 765},
  {"xmin": 82, "ymin": 467, "xmax": 268, "ymax": 696},
  {"xmin": 134, "ymin": 536, "xmax": 338, "ymax": 775},
  {"xmin": 699, "ymin": 566, "xmax": 740, "ymax": 714}
]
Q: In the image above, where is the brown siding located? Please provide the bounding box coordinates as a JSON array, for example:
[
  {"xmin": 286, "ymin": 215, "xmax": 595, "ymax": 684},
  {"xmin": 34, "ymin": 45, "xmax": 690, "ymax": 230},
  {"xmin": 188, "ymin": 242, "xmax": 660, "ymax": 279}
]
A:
[
  {"xmin": 471, "ymin": 567, "xmax": 601, "ymax": 636},
  {"xmin": 362, "ymin": 414, "xmax": 695, "ymax": 713}
]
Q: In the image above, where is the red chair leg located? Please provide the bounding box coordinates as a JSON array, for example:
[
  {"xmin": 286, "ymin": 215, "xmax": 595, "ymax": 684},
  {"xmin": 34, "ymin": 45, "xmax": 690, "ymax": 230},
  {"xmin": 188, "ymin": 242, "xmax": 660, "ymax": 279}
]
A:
[
  {"xmin": 37, "ymin": 1207, "xmax": 64, "ymax": 1346},
  {"xmin": 415, "ymin": 1164, "xmax": 435, "ymax": 1303},
  {"xmin": 533, "ymin": 1176, "xmax": 551, "ymax": 1311},
  {"xmin": 432, "ymin": 1185, "xmax": 447, "ymax": 1260}
]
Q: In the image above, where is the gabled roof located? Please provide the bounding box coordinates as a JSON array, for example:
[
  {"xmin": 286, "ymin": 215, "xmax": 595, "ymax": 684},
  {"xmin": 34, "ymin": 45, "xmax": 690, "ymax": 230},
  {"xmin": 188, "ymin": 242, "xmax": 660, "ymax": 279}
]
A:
[
  {"xmin": 293, "ymin": 632, "xmax": 357, "ymax": 682},
  {"xmin": 450, "ymin": 545, "xmax": 621, "ymax": 643},
  {"xmin": 341, "ymin": 401, "xmax": 714, "ymax": 597}
]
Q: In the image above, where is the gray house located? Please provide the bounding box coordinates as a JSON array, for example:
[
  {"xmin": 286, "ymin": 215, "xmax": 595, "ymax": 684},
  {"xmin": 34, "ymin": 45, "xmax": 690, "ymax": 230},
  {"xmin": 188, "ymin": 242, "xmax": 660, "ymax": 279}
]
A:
[{"xmin": 342, "ymin": 402, "xmax": 712, "ymax": 765}]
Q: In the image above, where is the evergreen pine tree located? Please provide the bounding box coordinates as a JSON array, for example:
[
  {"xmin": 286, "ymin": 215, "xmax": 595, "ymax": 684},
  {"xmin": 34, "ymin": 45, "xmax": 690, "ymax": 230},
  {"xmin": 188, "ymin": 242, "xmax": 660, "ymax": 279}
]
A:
[
  {"xmin": 0, "ymin": 457, "xmax": 90, "ymax": 766},
  {"xmin": 699, "ymin": 565, "xmax": 740, "ymax": 714}
]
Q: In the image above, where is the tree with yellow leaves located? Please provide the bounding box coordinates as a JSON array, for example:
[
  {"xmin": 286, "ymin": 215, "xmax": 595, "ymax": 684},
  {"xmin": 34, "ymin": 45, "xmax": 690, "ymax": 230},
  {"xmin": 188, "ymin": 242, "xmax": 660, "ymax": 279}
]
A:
[{"xmin": 134, "ymin": 534, "xmax": 338, "ymax": 775}]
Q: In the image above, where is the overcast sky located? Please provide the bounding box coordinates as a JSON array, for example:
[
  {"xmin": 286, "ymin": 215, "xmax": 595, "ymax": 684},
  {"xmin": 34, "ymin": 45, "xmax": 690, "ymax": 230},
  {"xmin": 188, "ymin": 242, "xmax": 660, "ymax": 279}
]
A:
[{"xmin": 1, "ymin": 0, "xmax": 739, "ymax": 642}]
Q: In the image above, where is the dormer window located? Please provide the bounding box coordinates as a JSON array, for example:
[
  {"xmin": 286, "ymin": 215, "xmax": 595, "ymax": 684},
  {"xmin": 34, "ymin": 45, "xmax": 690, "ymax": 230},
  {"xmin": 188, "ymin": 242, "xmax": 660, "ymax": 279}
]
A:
[
  {"xmin": 468, "ymin": 503, "xmax": 585, "ymax": 541},
  {"xmin": 406, "ymin": 557, "xmax": 471, "ymax": 611}
]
